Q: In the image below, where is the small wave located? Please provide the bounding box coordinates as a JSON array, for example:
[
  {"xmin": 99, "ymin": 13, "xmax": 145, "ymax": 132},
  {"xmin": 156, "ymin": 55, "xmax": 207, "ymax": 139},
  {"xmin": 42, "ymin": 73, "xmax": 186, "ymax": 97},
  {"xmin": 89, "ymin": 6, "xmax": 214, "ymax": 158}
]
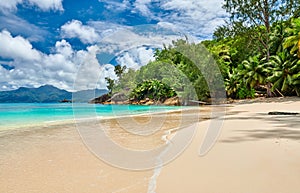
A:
[{"xmin": 147, "ymin": 128, "xmax": 175, "ymax": 193}]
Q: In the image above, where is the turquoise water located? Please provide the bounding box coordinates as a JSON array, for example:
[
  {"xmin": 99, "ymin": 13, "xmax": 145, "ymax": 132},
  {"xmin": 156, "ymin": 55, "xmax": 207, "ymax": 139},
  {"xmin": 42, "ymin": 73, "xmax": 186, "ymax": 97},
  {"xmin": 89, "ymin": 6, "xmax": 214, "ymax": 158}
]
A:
[{"xmin": 0, "ymin": 103, "xmax": 182, "ymax": 129}]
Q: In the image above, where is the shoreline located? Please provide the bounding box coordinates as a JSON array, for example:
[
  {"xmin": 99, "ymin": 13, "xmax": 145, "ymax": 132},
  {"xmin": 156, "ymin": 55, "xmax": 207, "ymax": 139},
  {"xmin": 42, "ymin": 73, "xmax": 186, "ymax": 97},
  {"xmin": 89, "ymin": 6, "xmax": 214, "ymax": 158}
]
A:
[
  {"xmin": 0, "ymin": 104, "xmax": 207, "ymax": 193},
  {"xmin": 1, "ymin": 96, "xmax": 297, "ymax": 131},
  {"xmin": 0, "ymin": 98, "xmax": 299, "ymax": 192},
  {"xmin": 0, "ymin": 105, "xmax": 199, "ymax": 136}
]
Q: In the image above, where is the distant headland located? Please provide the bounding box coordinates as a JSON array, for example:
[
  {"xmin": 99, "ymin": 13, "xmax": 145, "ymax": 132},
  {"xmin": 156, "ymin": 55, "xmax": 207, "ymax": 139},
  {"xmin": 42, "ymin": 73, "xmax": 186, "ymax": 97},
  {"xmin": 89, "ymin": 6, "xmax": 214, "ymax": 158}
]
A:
[{"xmin": 0, "ymin": 85, "xmax": 107, "ymax": 103}]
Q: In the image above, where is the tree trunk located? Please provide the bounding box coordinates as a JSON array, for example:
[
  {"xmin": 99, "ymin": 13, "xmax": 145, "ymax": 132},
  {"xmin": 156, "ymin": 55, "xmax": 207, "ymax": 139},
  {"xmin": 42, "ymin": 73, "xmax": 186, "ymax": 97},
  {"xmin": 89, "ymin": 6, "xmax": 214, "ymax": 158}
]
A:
[{"xmin": 266, "ymin": 82, "xmax": 274, "ymax": 97}]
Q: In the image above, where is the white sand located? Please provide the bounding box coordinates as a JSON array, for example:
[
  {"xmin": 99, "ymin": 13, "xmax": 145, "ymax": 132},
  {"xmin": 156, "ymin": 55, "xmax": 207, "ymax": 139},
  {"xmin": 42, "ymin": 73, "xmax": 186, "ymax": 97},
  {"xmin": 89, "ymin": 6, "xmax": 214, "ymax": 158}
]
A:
[
  {"xmin": 0, "ymin": 99, "xmax": 299, "ymax": 193},
  {"xmin": 157, "ymin": 99, "xmax": 300, "ymax": 193}
]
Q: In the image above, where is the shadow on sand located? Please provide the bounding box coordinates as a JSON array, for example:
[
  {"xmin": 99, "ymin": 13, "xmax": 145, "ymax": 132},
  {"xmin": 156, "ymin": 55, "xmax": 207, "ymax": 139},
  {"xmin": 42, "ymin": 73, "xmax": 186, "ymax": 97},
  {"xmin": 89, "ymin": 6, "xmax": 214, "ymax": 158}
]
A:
[{"xmin": 220, "ymin": 111, "xmax": 300, "ymax": 143}]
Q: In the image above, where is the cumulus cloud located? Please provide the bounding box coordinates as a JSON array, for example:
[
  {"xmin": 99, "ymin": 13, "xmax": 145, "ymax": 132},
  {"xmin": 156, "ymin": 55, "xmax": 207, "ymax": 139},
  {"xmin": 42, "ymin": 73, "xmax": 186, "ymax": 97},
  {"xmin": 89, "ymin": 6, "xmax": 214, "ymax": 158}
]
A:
[
  {"xmin": 61, "ymin": 20, "xmax": 101, "ymax": 44},
  {"xmin": 73, "ymin": 45, "xmax": 113, "ymax": 90},
  {"xmin": 95, "ymin": 0, "xmax": 227, "ymax": 39},
  {"xmin": 0, "ymin": 21, "xmax": 185, "ymax": 91},
  {"xmin": 0, "ymin": 0, "xmax": 63, "ymax": 12},
  {"xmin": 0, "ymin": 0, "xmax": 22, "ymax": 11},
  {"xmin": 0, "ymin": 30, "xmax": 42, "ymax": 61},
  {"xmin": 116, "ymin": 47, "xmax": 155, "ymax": 70},
  {"xmin": 0, "ymin": 0, "xmax": 229, "ymax": 91},
  {"xmin": 97, "ymin": 24, "xmax": 184, "ymax": 54},
  {"xmin": 124, "ymin": 0, "xmax": 227, "ymax": 39},
  {"xmin": 159, "ymin": 0, "xmax": 227, "ymax": 38},
  {"xmin": 133, "ymin": 0, "xmax": 153, "ymax": 18},
  {"xmin": 0, "ymin": 30, "xmax": 116, "ymax": 91},
  {"xmin": 55, "ymin": 39, "xmax": 74, "ymax": 57},
  {"xmin": 26, "ymin": 0, "xmax": 63, "ymax": 11},
  {"xmin": 94, "ymin": 23, "xmax": 185, "ymax": 71}
]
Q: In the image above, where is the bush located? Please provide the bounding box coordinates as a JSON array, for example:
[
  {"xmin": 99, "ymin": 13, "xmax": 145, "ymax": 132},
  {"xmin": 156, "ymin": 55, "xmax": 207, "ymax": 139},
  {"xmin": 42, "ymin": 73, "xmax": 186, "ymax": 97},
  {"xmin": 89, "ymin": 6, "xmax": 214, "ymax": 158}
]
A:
[
  {"xmin": 130, "ymin": 79, "xmax": 177, "ymax": 101},
  {"xmin": 236, "ymin": 86, "xmax": 255, "ymax": 99}
]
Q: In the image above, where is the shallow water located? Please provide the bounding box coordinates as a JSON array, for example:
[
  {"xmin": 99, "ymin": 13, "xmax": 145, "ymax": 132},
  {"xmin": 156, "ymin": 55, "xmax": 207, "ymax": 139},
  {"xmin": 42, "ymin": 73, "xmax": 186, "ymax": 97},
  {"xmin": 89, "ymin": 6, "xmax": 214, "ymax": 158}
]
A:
[{"xmin": 0, "ymin": 103, "xmax": 183, "ymax": 130}]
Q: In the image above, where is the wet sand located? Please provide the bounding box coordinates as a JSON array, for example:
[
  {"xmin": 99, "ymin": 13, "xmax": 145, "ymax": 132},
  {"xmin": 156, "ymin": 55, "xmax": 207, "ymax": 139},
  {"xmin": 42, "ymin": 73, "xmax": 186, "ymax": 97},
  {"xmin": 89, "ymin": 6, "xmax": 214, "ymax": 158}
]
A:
[
  {"xmin": 0, "ymin": 122, "xmax": 152, "ymax": 193},
  {"xmin": 1, "ymin": 98, "xmax": 300, "ymax": 193},
  {"xmin": 0, "ymin": 107, "xmax": 205, "ymax": 193}
]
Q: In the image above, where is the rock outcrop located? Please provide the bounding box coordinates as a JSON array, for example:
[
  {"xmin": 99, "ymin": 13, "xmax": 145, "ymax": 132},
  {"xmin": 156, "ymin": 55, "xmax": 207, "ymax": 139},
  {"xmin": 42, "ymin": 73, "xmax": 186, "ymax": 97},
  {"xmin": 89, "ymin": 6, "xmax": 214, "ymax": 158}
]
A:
[
  {"xmin": 90, "ymin": 94, "xmax": 181, "ymax": 106},
  {"xmin": 163, "ymin": 96, "xmax": 180, "ymax": 106},
  {"xmin": 89, "ymin": 94, "xmax": 110, "ymax": 104}
]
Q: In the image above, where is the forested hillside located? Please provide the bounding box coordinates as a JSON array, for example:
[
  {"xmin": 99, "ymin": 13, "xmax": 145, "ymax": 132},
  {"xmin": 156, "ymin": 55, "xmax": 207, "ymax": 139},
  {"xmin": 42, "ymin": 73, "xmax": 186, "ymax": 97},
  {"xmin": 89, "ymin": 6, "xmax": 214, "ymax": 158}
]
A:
[{"xmin": 103, "ymin": 0, "xmax": 300, "ymax": 103}]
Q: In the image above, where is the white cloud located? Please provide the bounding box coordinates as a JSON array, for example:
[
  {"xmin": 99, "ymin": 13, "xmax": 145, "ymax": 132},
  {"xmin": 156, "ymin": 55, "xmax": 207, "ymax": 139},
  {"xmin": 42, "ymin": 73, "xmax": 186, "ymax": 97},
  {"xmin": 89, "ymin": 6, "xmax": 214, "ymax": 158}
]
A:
[
  {"xmin": 26, "ymin": 0, "xmax": 63, "ymax": 11},
  {"xmin": 128, "ymin": 0, "xmax": 227, "ymax": 39},
  {"xmin": 0, "ymin": 0, "xmax": 63, "ymax": 12},
  {"xmin": 159, "ymin": 0, "xmax": 227, "ymax": 38},
  {"xmin": 94, "ymin": 23, "xmax": 187, "ymax": 71},
  {"xmin": 97, "ymin": 25, "xmax": 183, "ymax": 54},
  {"xmin": 0, "ymin": 30, "xmax": 42, "ymax": 61},
  {"xmin": 1, "ymin": 6, "xmax": 223, "ymax": 91},
  {"xmin": 0, "ymin": 0, "xmax": 230, "ymax": 91},
  {"xmin": 55, "ymin": 39, "xmax": 73, "ymax": 57},
  {"xmin": 0, "ymin": 0, "xmax": 22, "ymax": 11},
  {"xmin": 99, "ymin": 0, "xmax": 130, "ymax": 12},
  {"xmin": 88, "ymin": 20, "xmax": 130, "ymax": 37},
  {"xmin": 95, "ymin": 0, "xmax": 227, "ymax": 39},
  {"xmin": 61, "ymin": 20, "xmax": 101, "ymax": 44},
  {"xmin": 133, "ymin": 0, "xmax": 152, "ymax": 18},
  {"xmin": 72, "ymin": 45, "xmax": 104, "ymax": 90},
  {"xmin": 0, "ymin": 22, "xmax": 186, "ymax": 91},
  {"xmin": 0, "ymin": 30, "xmax": 116, "ymax": 91},
  {"xmin": 116, "ymin": 47, "xmax": 154, "ymax": 70},
  {"xmin": 0, "ymin": 13, "xmax": 49, "ymax": 42}
]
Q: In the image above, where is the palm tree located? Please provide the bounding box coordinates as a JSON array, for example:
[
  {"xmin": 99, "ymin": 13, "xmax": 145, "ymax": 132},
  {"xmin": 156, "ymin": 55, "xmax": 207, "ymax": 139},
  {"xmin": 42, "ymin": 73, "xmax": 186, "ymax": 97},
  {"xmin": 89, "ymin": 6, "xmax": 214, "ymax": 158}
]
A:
[
  {"xmin": 225, "ymin": 69, "xmax": 241, "ymax": 98},
  {"xmin": 267, "ymin": 51, "xmax": 300, "ymax": 95},
  {"xmin": 270, "ymin": 21, "xmax": 288, "ymax": 55},
  {"xmin": 114, "ymin": 65, "xmax": 127, "ymax": 79},
  {"xmin": 105, "ymin": 77, "xmax": 115, "ymax": 96},
  {"xmin": 209, "ymin": 43, "xmax": 232, "ymax": 79},
  {"xmin": 283, "ymin": 18, "xmax": 300, "ymax": 58},
  {"xmin": 292, "ymin": 73, "xmax": 300, "ymax": 96},
  {"xmin": 238, "ymin": 56, "xmax": 270, "ymax": 88}
]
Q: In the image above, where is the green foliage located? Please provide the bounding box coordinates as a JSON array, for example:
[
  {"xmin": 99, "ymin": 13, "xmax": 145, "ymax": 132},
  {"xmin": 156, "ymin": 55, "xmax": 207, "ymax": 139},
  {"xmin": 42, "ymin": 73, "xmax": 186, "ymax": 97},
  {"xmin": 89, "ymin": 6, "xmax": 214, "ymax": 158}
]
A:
[
  {"xmin": 269, "ymin": 21, "xmax": 288, "ymax": 55},
  {"xmin": 224, "ymin": 69, "xmax": 241, "ymax": 98},
  {"xmin": 202, "ymin": 40, "xmax": 232, "ymax": 79},
  {"xmin": 223, "ymin": 0, "xmax": 298, "ymax": 29},
  {"xmin": 112, "ymin": 14, "xmax": 300, "ymax": 103},
  {"xmin": 222, "ymin": 0, "xmax": 300, "ymax": 60},
  {"xmin": 236, "ymin": 86, "xmax": 256, "ymax": 99},
  {"xmin": 154, "ymin": 40, "xmax": 202, "ymax": 83},
  {"xmin": 135, "ymin": 61, "xmax": 188, "ymax": 94},
  {"xmin": 205, "ymin": 13, "xmax": 300, "ymax": 99},
  {"xmin": 283, "ymin": 17, "xmax": 300, "ymax": 58},
  {"xmin": 130, "ymin": 79, "xmax": 177, "ymax": 101},
  {"xmin": 153, "ymin": 40, "xmax": 212, "ymax": 101},
  {"xmin": 105, "ymin": 77, "xmax": 115, "ymax": 96},
  {"xmin": 267, "ymin": 51, "xmax": 300, "ymax": 95},
  {"xmin": 113, "ymin": 68, "xmax": 137, "ymax": 96},
  {"xmin": 238, "ymin": 56, "xmax": 270, "ymax": 88},
  {"xmin": 114, "ymin": 64, "xmax": 127, "ymax": 79}
]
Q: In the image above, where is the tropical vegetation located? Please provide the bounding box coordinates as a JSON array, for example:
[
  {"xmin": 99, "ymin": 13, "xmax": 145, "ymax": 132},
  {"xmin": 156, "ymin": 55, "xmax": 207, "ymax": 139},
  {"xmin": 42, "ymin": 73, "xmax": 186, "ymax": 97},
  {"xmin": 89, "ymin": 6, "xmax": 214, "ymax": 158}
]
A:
[
  {"xmin": 130, "ymin": 79, "xmax": 177, "ymax": 102},
  {"xmin": 103, "ymin": 0, "xmax": 300, "ymax": 103}
]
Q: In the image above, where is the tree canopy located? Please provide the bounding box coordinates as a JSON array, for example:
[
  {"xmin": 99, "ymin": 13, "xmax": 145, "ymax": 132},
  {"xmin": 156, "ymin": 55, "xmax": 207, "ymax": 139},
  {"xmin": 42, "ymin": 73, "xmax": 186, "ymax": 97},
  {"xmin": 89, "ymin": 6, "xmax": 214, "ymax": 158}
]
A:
[{"xmin": 102, "ymin": 3, "xmax": 300, "ymax": 104}]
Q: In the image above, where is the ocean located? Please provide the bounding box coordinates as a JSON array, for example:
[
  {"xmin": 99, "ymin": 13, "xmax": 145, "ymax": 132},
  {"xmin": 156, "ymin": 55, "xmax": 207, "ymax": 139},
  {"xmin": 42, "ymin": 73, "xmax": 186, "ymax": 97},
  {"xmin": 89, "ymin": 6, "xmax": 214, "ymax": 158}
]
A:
[{"xmin": 0, "ymin": 103, "xmax": 182, "ymax": 130}]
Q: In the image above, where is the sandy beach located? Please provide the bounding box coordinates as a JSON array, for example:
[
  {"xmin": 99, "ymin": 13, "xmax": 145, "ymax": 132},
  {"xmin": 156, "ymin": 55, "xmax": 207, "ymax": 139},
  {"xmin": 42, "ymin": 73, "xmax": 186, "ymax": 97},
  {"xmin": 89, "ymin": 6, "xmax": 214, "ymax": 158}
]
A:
[{"xmin": 0, "ymin": 97, "xmax": 300, "ymax": 193}]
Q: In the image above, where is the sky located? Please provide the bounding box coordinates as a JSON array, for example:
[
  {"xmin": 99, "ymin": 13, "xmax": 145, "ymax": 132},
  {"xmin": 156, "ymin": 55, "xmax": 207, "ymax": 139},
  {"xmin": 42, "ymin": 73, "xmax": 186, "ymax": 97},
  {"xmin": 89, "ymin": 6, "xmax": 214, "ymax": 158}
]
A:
[{"xmin": 0, "ymin": 0, "xmax": 227, "ymax": 91}]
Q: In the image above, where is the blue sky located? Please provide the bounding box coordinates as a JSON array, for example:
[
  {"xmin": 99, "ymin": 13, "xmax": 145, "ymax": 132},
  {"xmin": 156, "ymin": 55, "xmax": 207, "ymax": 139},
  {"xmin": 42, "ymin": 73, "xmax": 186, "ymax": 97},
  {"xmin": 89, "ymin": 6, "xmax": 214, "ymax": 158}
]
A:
[{"xmin": 0, "ymin": 0, "xmax": 227, "ymax": 91}]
